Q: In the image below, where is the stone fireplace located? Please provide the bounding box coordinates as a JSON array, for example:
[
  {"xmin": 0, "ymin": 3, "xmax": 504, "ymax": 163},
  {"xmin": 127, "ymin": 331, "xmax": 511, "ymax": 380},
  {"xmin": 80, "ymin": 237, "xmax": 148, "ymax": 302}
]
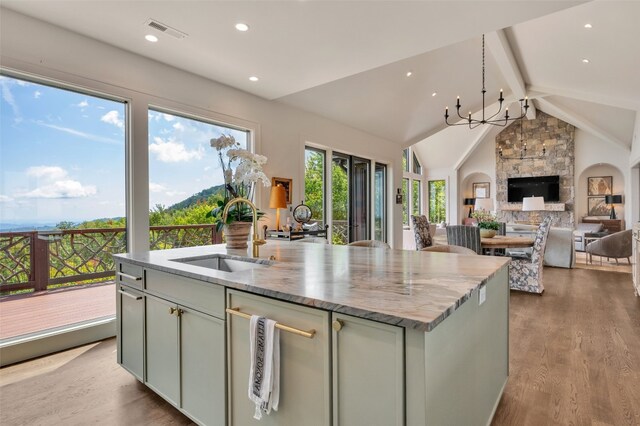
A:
[{"xmin": 495, "ymin": 111, "xmax": 575, "ymax": 228}]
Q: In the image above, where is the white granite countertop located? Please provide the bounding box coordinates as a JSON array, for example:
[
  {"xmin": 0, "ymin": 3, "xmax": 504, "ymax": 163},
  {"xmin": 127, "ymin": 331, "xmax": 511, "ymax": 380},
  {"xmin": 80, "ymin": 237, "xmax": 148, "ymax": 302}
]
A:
[{"xmin": 114, "ymin": 241, "xmax": 509, "ymax": 332}]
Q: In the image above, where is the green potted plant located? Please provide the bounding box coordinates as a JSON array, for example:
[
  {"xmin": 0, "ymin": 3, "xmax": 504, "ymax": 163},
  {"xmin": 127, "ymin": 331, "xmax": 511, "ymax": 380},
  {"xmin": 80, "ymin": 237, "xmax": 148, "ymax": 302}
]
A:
[{"xmin": 471, "ymin": 210, "xmax": 500, "ymax": 238}]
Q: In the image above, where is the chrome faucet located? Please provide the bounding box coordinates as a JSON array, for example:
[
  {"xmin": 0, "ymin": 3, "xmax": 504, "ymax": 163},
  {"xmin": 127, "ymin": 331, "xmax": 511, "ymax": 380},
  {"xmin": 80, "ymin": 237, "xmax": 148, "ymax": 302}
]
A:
[{"xmin": 222, "ymin": 197, "xmax": 266, "ymax": 258}]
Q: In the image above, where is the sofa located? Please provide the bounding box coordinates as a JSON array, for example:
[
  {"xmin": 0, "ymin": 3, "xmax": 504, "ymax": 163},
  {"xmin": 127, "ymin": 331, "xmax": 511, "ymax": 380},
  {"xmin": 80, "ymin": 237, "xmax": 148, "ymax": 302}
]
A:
[
  {"xmin": 574, "ymin": 222, "xmax": 604, "ymax": 251},
  {"xmin": 507, "ymin": 224, "xmax": 575, "ymax": 268}
]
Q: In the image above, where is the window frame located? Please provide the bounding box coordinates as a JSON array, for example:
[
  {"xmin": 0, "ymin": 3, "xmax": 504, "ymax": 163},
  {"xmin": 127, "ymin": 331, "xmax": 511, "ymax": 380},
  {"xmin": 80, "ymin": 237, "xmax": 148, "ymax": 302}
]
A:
[{"xmin": 402, "ymin": 147, "xmax": 423, "ymax": 229}]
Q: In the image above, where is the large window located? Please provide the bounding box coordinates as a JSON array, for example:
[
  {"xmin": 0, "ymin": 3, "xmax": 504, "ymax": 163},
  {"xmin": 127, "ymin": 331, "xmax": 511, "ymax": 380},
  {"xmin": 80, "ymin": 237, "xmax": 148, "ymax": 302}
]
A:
[
  {"xmin": 148, "ymin": 109, "xmax": 249, "ymax": 249},
  {"xmin": 428, "ymin": 180, "xmax": 447, "ymax": 223},
  {"xmin": 304, "ymin": 147, "xmax": 325, "ymax": 226},
  {"xmin": 0, "ymin": 74, "xmax": 126, "ymax": 338},
  {"xmin": 402, "ymin": 148, "xmax": 422, "ymax": 227}
]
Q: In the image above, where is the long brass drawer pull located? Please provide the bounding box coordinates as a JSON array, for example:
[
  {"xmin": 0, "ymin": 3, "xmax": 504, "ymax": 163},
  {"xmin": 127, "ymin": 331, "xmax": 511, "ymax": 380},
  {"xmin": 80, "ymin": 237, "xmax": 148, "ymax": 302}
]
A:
[
  {"xmin": 226, "ymin": 307, "xmax": 316, "ymax": 339},
  {"xmin": 117, "ymin": 272, "xmax": 142, "ymax": 281},
  {"xmin": 118, "ymin": 289, "xmax": 142, "ymax": 301}
]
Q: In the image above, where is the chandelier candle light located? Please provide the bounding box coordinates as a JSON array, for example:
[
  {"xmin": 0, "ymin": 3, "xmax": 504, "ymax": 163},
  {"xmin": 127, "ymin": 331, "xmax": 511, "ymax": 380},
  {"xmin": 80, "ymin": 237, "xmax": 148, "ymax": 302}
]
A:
[{"xmin": 444, "ymin": 34, "xmax": 529, "ymax": 129}]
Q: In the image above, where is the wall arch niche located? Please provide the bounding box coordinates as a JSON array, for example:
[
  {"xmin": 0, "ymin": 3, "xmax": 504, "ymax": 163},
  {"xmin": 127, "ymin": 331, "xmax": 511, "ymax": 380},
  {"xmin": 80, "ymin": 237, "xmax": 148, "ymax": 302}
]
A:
[
  {"xmin": 460, "ymin": 172, "xmax": 493, "ymax": 221},
  {"xmin": 576, "ymin": 163, "xmax": 625, "ymax": 221}
]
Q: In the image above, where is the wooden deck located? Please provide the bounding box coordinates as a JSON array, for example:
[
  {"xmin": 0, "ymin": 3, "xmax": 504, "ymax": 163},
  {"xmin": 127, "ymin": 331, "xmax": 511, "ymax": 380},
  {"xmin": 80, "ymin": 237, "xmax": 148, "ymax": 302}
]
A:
[{"xmin": 0, "ymin": 283, "xmax": 115, "ymax": 341}]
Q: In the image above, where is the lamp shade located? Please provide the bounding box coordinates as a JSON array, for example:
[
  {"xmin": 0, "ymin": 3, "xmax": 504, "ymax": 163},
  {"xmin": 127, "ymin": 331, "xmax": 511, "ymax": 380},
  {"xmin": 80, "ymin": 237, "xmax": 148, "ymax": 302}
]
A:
[
  {"xmin": 464, "ymin": 198, "xmax": 476, "ymax": 206},
  {"xmin": 604, "ymin": 194, "xmax": 623, "ymax": 204},
  {"xmin": 522, "ymin": 196, "xmax": 545, "ymax": 211},
  {"xmin": 475, "ymin": 198, "xmax": 494, "ymax": 212},
  {"xmin": 269, "ymin": 184, "xmax": 287, "ymax": 209}
]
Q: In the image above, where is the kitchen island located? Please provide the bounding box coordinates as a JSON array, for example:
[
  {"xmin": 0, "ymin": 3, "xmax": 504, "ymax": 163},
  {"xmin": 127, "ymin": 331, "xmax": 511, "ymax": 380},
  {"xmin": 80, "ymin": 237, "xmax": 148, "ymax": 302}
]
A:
[{"xmin": 114, "ymin": 241, "xmax": 510, "ymax": 426}]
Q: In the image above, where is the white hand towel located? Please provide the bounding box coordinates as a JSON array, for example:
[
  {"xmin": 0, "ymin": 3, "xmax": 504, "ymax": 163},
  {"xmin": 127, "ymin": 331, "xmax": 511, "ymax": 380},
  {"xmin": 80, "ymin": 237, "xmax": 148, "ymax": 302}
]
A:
[{"xmin": 248, "ymin": 315, "xmax": 280, "ymax": 420}]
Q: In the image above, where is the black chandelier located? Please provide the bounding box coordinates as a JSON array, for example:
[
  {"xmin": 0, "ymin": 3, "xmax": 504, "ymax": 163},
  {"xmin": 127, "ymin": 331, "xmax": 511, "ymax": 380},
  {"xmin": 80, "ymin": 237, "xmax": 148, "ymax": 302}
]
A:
[
  {"xmin": 444, "ymin": 34, "xmax": 529, "ymax": 129},
  {"xmin": 499, "ymin": 114, "xmax": 546, "ymax": 160}
]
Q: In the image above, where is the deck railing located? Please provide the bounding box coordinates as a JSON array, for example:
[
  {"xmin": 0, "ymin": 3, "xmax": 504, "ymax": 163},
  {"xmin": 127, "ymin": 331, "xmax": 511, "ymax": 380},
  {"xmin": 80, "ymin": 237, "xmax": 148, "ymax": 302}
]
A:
[{"xmin": 0, "ymin": 224, "xmax": 221, "ymax": 295}]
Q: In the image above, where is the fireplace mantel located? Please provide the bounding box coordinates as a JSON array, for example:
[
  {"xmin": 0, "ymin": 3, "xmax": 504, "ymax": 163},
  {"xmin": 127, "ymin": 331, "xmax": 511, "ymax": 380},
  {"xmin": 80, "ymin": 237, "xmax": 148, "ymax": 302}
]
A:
[{"xmin": 499, "ymin": 203, "xmax": 566, "ymax": 212}]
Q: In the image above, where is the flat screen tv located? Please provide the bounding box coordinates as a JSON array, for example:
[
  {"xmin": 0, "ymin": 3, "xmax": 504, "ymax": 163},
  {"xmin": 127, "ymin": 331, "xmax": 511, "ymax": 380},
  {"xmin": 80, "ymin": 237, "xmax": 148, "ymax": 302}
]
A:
[{"xmin": 507, "ymin": 175, "xmax": 560, "ymax": 202}]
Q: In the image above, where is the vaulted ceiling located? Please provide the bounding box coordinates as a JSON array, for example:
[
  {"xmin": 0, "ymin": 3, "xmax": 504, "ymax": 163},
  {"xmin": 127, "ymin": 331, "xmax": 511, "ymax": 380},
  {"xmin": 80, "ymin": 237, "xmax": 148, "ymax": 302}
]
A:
[{"xmin": 2, "ymin": 1, "xmax": 638, "ymax": 166}]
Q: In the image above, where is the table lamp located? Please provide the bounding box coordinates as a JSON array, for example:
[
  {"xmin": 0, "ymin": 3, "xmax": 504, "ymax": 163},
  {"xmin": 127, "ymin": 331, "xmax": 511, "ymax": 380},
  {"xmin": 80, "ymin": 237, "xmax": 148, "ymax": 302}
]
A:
[
  {"xmin": 605, "ymin": 195, "xmax": 623, "ymax": 220},
  {"xmin": 475, "ymin": 198, "xmax": 494, "ymax": 212},
  {"xmin": 522, "ymin": 196, "xmax": 545, "ymax": 224},
  {"xmin": 464, "ymin": 198, "xmax": 475, "ymax": 217},
  {"xmin": 269, "ymin": 184, "xmax": 287, "ymax": 231}
]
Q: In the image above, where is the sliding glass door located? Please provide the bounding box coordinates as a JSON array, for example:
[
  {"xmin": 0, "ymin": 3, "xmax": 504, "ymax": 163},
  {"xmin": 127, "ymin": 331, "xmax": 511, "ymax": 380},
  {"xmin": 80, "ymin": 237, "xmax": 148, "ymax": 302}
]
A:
[
  {"xmin": 350, "ymin": 157, "xmax": 369, "ymax": 242},
  {"xmin": 374, "ymin": 163, "xmax": 386, "ymax": 242}
]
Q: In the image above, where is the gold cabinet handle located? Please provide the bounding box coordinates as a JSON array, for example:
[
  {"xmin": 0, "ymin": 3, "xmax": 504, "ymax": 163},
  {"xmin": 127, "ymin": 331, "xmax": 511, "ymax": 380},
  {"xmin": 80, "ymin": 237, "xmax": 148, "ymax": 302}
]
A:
[
  {"xmin": 332, "ymin": 319, "xmax": 344, "ymax": 332},
  {"xmin": 226, "ymin": 308, "xmax": 315, "ymax": 338},
  {"xmin": 169, "ymin": 307, "xmax": 182, "ymax": 317},
  {"xmin": 117, "ymin": 272, "xmax": 142, "ymax": 281}
]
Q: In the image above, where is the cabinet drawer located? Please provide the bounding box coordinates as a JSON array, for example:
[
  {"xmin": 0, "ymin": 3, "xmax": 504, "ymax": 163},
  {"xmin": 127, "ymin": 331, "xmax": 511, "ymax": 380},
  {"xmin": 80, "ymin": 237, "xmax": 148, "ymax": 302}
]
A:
[
  {"xmin": 116, "ymin": 262, "xmax": 143, "ymax": 290},
  {"xmin": 145, "ymin": 269, "xmax": 224, "ymax": 319}
]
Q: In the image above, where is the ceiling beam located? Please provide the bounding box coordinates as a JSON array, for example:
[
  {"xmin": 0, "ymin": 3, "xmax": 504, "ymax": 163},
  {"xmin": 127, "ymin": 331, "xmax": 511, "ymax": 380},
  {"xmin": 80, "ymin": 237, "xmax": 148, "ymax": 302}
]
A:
[
  {"xmin": 528, "ymin": 84, "xmax": 640, "ymax": 111},
  {"xmin": 536, "ymin": 97, "xmax": 630, "ymax": 151},
  {"xmin": 485, "ymin": 30, "xmax": 536, "ymax": 120}
]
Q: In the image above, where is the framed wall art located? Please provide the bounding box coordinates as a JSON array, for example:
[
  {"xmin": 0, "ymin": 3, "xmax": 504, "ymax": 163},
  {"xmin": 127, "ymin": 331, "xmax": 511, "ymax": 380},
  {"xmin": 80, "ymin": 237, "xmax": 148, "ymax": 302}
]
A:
[
  {"xmin": 272, "ymin": 177, "xmax": 293, "ymax": 205},
  {"xmin": 473, "ymin": 182, "xmax": 490, "ymax": 199},
  {"xmin": 587, "ymin": 176, "xmax": 612, "ymax": 196},
  {"xmin": 587, "ymin": 196, "xmax": 611, "ymax": 216}
]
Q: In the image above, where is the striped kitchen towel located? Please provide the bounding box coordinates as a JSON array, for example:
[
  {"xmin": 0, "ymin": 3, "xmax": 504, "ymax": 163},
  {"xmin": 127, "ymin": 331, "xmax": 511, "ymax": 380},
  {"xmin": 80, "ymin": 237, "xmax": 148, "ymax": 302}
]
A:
[{"xmin": 248, "ymin": 315, "xmax": 280, "ymax": 420}]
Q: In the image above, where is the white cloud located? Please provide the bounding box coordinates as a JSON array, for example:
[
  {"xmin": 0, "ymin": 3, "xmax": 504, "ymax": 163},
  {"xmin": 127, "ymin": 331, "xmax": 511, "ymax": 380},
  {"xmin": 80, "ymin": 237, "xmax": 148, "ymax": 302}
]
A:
[
  {"xmin": 21, "ymin": 180, "xmax": 97, "ymax": 199},
  {"xmin": 20, "ymin": 166, "xmax": 97, "ymax": 199},
  {"xmin": 1, "ymin": 79, "xmax": 22, "ymax": 123},
  {"xmin": 162, "ymin": 113, "xmax": 175, "ymax": 122},
  {"xmin": 100, "ymin": 110, "xmax": 124, "ymax": 129},
  {"xmin": 149, "ymin": 182, "xmax": 167, "ymax": 192},
  {"xmin": 27, "ymin": 166, "xmax": 68, "ymax": 181},
  {"xmin": 76, "ymin": 100, "xmax": 89, "ymax": 108},
  {"xmin": 0, "ymin": 195, "xmax": 14, "ymax": 203},
  {"xmin": 16, "ymin": 80, "xmax": 31, "ymax": 87},
  {"xmin": 173, "ymin": 122, "xmax": 184, "ymax": 131},
  {"xmin": 36, "ymin": 121, "xmax": 121, "ymax": 145},
  {"xmin": 148, "ymin": 137, "xmax": 203, "ymax": 163},
  {"xmin": 34, "ymin": 90, "xmax": 42, "ymax": 99}
]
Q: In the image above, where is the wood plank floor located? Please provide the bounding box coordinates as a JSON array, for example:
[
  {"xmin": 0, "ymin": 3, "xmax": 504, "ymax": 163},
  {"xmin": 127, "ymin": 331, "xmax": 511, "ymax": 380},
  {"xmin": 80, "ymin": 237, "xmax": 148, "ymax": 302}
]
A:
[
  {"xmin": 1, "ymin": 268, "xmax": 638, "ymax": 425},
  {"xmin": 0, "ymin": 283, "xmax": 115, "ymax": 340}
]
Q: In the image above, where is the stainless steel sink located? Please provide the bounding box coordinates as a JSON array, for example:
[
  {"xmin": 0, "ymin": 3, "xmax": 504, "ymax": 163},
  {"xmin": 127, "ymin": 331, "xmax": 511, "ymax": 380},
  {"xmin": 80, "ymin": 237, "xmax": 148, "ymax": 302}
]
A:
[{"xmin": 170, "ymin": 254, "xmax": 271, "ymax": 273}]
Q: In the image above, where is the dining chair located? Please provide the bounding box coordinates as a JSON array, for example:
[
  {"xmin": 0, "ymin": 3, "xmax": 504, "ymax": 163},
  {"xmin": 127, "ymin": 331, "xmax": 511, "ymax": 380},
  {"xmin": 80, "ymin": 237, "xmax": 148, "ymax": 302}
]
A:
[
  {"xmin": 410, "ymin": 215, "xmax": 433, "ymax": 250},
  {"xmin": 348, "ymin": 240, "xmax": 391, "ymax": 249},
  {"xmin": 508, "ymin": 216, "xmax": 552, "ymax": 294},
  {"xmin": 446, "ymin": 225, "xmax": 482, "ymax": 255},
  {"xmin": 421, "ymin": 245, "xmax": 477, "ymax": 255}
]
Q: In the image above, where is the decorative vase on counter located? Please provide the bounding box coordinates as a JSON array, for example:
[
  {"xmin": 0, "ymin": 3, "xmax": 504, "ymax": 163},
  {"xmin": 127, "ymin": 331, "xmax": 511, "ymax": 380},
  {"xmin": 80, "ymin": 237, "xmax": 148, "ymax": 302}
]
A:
[
  {"xmin": 480, "ymin": 228, "xmax": 497, "ymax": 239},
  {"xmin": 223, "ymin": 222, "xmax": 252, "ymax": 249}
]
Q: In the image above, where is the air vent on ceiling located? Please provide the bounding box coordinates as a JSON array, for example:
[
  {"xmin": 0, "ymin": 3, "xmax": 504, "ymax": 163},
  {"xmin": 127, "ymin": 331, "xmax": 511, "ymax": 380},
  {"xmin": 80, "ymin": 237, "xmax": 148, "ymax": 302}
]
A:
[{"xmin": 145, "ymin": 19, "xmax": 188, "ymax": 40}]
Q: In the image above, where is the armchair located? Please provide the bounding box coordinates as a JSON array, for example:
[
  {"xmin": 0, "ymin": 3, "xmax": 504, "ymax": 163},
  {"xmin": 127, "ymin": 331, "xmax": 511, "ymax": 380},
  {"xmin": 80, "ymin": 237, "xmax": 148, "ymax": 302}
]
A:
[{"xmin": 585, "ymin": 229, "xmax": 632, "ymax": 265}]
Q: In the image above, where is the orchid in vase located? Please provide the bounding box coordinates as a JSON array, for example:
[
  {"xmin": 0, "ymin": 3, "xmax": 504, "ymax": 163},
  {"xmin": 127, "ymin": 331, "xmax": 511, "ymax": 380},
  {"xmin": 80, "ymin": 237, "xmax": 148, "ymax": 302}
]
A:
[{"xmin": 206, "ymin": 134, "xmax": 270, "ymax": 232}]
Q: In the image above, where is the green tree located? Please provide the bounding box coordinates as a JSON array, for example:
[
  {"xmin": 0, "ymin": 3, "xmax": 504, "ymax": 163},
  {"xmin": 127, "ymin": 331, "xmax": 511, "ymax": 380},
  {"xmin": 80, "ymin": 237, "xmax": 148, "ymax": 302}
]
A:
[{"xmin": 304, "ymin": 150, "xmax": 325, "ymax": 223}]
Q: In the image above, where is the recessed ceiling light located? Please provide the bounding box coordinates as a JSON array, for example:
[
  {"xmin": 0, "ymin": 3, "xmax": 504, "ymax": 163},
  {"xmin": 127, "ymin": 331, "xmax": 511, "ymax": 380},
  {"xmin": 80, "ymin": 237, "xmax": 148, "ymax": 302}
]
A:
[
  {"xmin": 235, "ymin": 23, "xmax": 249, "ymax": 32},
  {"xmin": 145, "ymin": 34, "xmax": 158, "ymax": 42},
  {"xmin": 431, "ymin": 92, "xmax": 437, "ymax": 97},
  {"xmin": 406, "ymin": 71, "xmax": 413, "ymax": 77},
  {"xmin": 249, "ymin": 76, "xmax": 259, "ymax": 82},
  {"xmin": 584, "ymin": 23, "xmax": 592, "ymax": 29},
  {"xmin": 582, "ymin": 58, "xmax": 590, "ymax": 63}
]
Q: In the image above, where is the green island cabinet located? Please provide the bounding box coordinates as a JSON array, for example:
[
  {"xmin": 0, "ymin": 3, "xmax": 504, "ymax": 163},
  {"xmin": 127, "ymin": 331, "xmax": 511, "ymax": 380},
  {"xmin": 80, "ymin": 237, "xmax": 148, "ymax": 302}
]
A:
[{"xmin": 116, "ymin": 260, "xmax": 508, "ymax": 426}]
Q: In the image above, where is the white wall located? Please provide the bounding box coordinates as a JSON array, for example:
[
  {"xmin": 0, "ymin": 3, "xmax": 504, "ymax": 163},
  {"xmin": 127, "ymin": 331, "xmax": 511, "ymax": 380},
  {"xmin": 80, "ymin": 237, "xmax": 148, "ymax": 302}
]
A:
[
  {"xmin": 574, "ymin": 129, "xmax": 631, "ymax": 227},
  {"xmin": 630, "ymin": 111, "xmax": 640, "ymax": 167},
  {"xmin": 0, "ymin": 9, "xmax": 403, "ymax": 248},
  {"xmin": 457, "ymin": 135, "xmax": 496, "ymax": 220}
]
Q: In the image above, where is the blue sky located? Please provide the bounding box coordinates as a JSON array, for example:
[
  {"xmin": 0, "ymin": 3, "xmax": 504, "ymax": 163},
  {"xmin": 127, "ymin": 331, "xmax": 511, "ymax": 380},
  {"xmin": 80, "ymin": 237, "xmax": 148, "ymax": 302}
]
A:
[{"xmin": 0, "ymin": 75, "xmax": 247, "ymax": 227}]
